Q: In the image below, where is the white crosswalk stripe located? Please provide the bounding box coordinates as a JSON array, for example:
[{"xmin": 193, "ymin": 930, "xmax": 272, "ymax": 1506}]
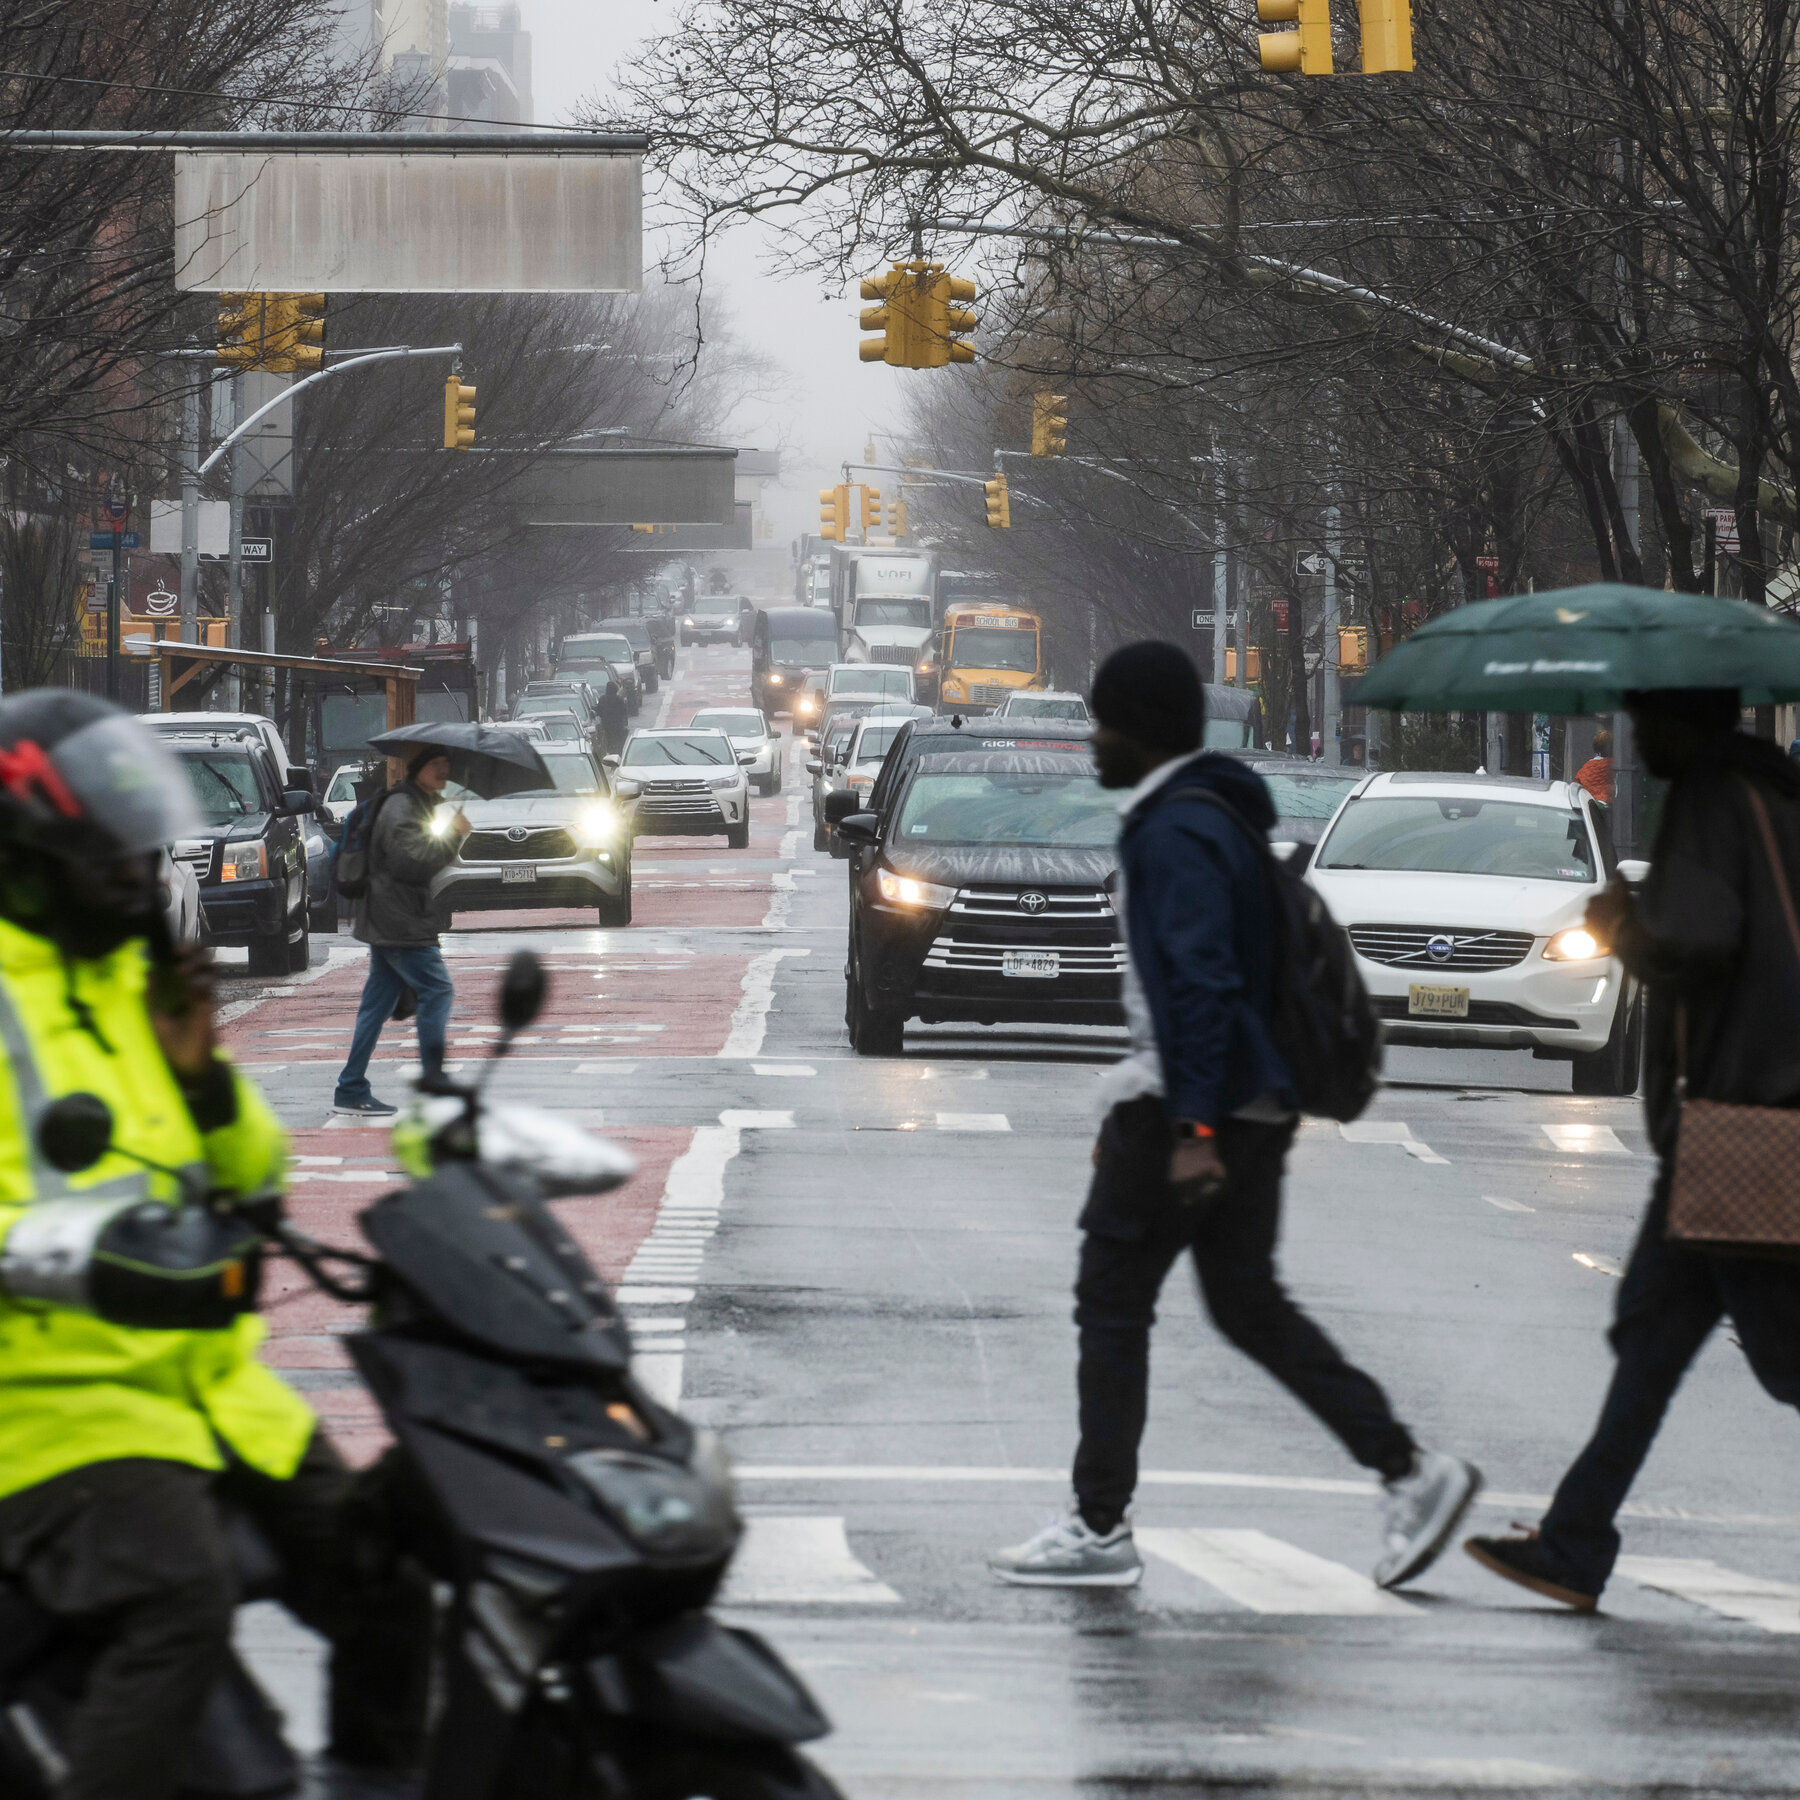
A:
[
  {"xmin": 1543, "ymin": 1122, "xmax": 1631, "ymax": 1154},
  {"xmin": 1615, "ymin": 1557, "xmax": 1800, "ymax": 1633},
  {"xmin": 1136, "ymin": 1528, "xmax": 1416, "ymax": 1615},
  {"xmin": 1338, "ymin": 1121, "xmax": 1449, "ymax": 1165},
  {"xmin": 719, "ymin": 1517, "xmax": 901, "ymax": 1605}
]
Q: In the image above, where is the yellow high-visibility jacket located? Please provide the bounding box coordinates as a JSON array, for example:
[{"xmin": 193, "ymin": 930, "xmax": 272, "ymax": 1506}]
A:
[{"xmin": 0, "ymin": 918, "xmax": 314, "ymax": 1502}]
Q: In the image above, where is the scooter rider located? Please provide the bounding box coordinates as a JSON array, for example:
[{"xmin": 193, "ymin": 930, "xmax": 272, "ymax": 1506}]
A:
[{"xmin": 0, "ymin": 693, "xmax": 430, "ymax": 1800}]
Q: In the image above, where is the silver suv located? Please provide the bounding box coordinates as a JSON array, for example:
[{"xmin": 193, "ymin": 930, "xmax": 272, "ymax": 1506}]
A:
[{"xmin": 611, "ymin": 728, "xmax": 752, "ymax": 849}]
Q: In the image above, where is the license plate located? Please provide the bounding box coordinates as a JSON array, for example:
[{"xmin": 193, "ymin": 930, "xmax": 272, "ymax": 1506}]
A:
[
  {"xmin": 1408, "ymin": 983, "xmax": 1469, "ymax": 1018},
  {"xmin": 1003, "ymin": 950, "xmax": 1060, "ymax": 979},
  {"xmin": 501, "ymin": 865, "xmax": 538, "ymax": 885}
]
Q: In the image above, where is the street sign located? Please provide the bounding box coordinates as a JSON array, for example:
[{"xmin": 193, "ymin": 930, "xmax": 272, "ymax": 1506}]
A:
[
  {"xmin": 238, "ymin": 537, "xmax": 273, "ymax": 562},
  {"xmin": 1704, "ymin": 508, "xmax": 1739, "ymax": 555},
  {"xmin": 88, "ymin": 532, "xmax": 139, "ymax": 549},
  {"xmin": 1299, "ymin": 552, "xmax": 1329, "ymax": 576},
  {"xmin": 104, "ymin": 474, "xmax": 128, "ymax": 523},
  {"xmin": 1191, "ymin": 607, "xmax": 1210, "ymax": 631}
]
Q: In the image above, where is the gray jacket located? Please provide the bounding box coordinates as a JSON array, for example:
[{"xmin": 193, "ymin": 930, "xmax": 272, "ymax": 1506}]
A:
[{"xmin": 352, "ymin": 781, "xmax": 464, "ymax": 946}]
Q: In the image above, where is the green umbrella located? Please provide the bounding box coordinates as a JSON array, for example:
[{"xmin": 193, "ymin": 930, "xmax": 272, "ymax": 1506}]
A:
[{"xmin": 1355, "ymin": 582, "xmax": 1800, "ymax": 713}]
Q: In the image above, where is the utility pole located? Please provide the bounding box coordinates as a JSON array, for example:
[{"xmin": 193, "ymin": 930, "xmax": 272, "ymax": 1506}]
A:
[
  {"xmin": 1612, "ymin": 413, "xmax": 1641, "ymax": 849},
  {"xmin": 1320, "ymin": 505, "xmax": 1341, "ymax": 764},
  {"xmin": 180, "ymin": 381, "xmax": 200, "ymax": 642},
  {"xmin": 1212, "ymin": 450, "xmax": 1228, "ymax": 687},
  {"xmin": 227, "ymin": 373, "xmax": 245, "ymax": 708}
]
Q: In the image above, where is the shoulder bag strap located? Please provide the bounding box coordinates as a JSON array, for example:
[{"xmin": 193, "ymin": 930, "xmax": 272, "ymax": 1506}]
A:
[{"xmin": 1741, "ymin": 778, "xmax": 1800, "ymax": 968}]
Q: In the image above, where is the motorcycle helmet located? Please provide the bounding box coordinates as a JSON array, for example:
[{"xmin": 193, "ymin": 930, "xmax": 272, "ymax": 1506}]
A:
[{"xmin": 0, "ymin": 690, "xmax": 201, "ymax": 957}]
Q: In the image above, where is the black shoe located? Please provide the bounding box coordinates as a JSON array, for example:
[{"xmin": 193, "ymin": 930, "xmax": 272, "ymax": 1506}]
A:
[{"xmin": 1465, "ymin": 1529, "xmax": 1600, "ymax": 1611}]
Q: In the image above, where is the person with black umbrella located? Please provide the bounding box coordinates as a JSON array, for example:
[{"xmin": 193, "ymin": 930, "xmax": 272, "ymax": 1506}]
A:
[
  {"xmin": 597, "ymin": 675, "xmax": 631, "ymax": 758},
  {"xmin": 331, "ymin": 748, "xmax": 470, "ymax": 1117}
]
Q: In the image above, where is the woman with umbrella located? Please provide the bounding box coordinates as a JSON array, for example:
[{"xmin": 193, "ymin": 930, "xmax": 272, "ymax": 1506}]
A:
[
  {"xmin": 331, "ymin": 722, "xmax": 552, "ymax": 1117},
  {"xmin": 1357, "ymin": 586, "xmax": 1800, "ymax": 1611}
]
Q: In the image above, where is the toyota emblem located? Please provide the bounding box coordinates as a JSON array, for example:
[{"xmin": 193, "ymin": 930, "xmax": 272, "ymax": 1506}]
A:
[
  {"xmin": 1426, "ymin": 934, "xmax": 1454, "ymax": 962},
  {"xmin": 506, "ymin": 826, "xmax": 530, "ymax": 842},
  {"xmin": 1018, "ymin": 891, "xmax": 1049, "ymax": 915}
]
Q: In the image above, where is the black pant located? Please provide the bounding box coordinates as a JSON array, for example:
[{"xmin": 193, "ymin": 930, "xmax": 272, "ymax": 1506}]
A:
[
  {"xmin": 1540, "ymin": 1162, "xmax": 1800, "ymax": 1591},
  {"xmin": 1072, "ymin": 1098, "xmax": 1416, "ymax": 1533},
  {"xmin": 0, "ymin": 1435, "xmax": 432, "ymax": 1800}
]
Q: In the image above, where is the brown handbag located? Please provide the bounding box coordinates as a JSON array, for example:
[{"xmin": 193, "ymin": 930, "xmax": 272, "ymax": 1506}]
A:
[{"xmin": 1666, "ymin": 779, "xmax": 1800, "ymax": 1254}]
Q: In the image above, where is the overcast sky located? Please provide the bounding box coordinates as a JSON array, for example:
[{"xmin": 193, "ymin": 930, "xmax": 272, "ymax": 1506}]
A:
[{"xmin": 522, "ymin": 0, "xmax": 908, "ymax": 541}]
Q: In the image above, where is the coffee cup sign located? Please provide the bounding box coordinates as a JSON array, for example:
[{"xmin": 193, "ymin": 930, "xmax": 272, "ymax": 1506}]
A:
[{"xmin": 144, "ymin": 583, "xmax": 177, "ymax": 617}]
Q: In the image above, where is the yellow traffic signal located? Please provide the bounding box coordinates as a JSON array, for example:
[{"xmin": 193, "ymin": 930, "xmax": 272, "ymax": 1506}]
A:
[
  {"xmin": 860, "ymin": 484, "xmax": 882, "ymax": 531},
  {"xmin": 1355, "ymin": 0, "xmax": 1413, "ymax": 69},
  {"xmin": 886, "ymin": 493, "xmax": 908, "ymax": 537},
  {"xmin": 819, "ymin": 484, "xmax": 848, "ymax": 543},
  {"xmin": 1226, "ymin": 647, "xmax": 1263, "ymax": 683},
  {"xmin": 216, "ymin": 293, "xmax": 268, "ymax": 368},
  {"xmin": 1258, "ymin": 0, "xmax": 1333, "ymax": 73},
  {"xmin": 858, "ymin": 261, "xmax": 979, "ymax": 368},
  {"xmin": 984, "ymin": 473, "xmax": 1010, "ymax": 530},
  {"xmin": 443, "ymin": 374, "xmax": 477, "ymax": 450},
  {"xmin": 282, "ymin": 293, "xmax": 326, "ymax": 372},
  {"xmin": 1032, "ymin": 392, "xmax": 1068, "ymax": 456},
  {"xmin": 1338, "ymin": 625, "xmax": 1369, "ymax": 669}
]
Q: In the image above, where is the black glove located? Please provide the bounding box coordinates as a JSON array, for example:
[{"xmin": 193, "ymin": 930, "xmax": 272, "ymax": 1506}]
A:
[{"xmin": 89, "ymin": 1202, "xmax": 263, "ymax": 1330}]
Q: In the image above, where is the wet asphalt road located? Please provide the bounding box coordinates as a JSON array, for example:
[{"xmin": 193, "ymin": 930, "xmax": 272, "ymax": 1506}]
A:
[{"xmin": 219, "ymin": 645, "xmax": 1800, "ymax": 1799}]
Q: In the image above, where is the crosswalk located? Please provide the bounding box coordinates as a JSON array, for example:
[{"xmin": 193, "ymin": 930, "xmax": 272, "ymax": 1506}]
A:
[
  {"xmin": 1336, "ymin": 1116, "xmax": 1645, "ymax": 1164},
  {"xmin": 717, "ymin": 1517, "xmax": 1800, "ymax": 1635}
]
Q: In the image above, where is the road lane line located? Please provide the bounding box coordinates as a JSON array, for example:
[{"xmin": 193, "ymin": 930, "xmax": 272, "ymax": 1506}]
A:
[
  {"xmin": 1340, "ymin": 1121, "xmax": 1449, "ymax": 1164},
  {"xmin": 936, "ymin": 1112, "xmax": 1012, "ymax": 1132},
  {"xmin": 719, "ymin": 949, "xmax": 809, "ymax": 1057},
  {"xmin": 1542, "ymin": 1122, "xmax": 1630, "ymax": 1154},
  {"xmin": 754, "ymin": 1063, "xmax": 817, "ymax": 1077},
  {"xmin": 718, "ymin": 1517, "xmax": 901, "ymax": 1605},
  {"xmin": 1615, "ymin": 1557, "xmax": 1800, "ymax": 1632},
  {"xmin": 1482, "ymin": 1195, "xmax": 1536, "ymax": 1212},
  {"xmin": 1136, "ymin": 1528, "xmax": 1415, "ymax": 1616}
]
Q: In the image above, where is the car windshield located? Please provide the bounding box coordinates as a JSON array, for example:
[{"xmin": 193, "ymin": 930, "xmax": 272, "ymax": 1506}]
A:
[
  {"xmin": 1204, "ymin": 715, "xmax": 1256, "ymax": 749},
  {"xmin": 772, "ymin": 628, "xmax": 836, "ymax": 660},
  {"xmin": 1005, "ymin": 697, "xmax": 1086, "ymax": 720},
  {"xmin": 949, "ymin": 626, "xmax": 1038, "ymax": 673},
  {"xmin": 856, "ymin": 598, "xmax": 932, "ymax": 628},
  {"xmin": 532, "ymin": 715, "xmax": 582, "ymax": 741},
  {"xmin": 568, "ymin": 638, "xmax": 633, "ymax": 663},
  {"xmin": 624, "ymin": 734, "xmax": 732, "ymax": 767},
  {"xmin": 1317, "ymin": 795, "xmax": 1597, "ymax": 882},
  {"xmin": 693, "ymin": 597, "xmax": 738, "ymax": 616},
  {"xmin": 517, "ymin": 694, "xmax": 586, "ymax": 718},
  {"xmin": 823, "ymin": 723, "xmax": 858, "ymax": 763},
  {"xmin": 599, "ymin": 622, "xmax": 650, "ymax": 648},
  {"xmin": 1258, "ymin": 768, "xmax": 1362, "ymax": 821},
  {"xmin": 178, "ymin": 750, "xmax": 264, "ymax": 823},
  {"xmin": 894, "ymin": 761, "xmax": 1113, "ymax": 847},
  {"xmin": 689, "ymin": 711, "xmax": 765, "ymax": 739},
  {"xmin": 852, "ymin": 724, "xmax": 904, "ymax": 765},
  {"xmin": 542, "ymin": 753, "xmax": 601, "ymax": 794},
  {"xmin": 326, "ymin": 767, "xmax": 359, "ymax": 802},
  {"xmin": 830, "ymin": 667, "xmax": 911, "ymax": 696}
]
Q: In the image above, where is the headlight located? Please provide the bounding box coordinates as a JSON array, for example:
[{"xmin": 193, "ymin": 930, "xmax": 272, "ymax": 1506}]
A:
[
  {"xmin": 614, "ymin": 778, "xmax": 642, "ymax": 797},
  {"xmin": 878, "ymin": 870, "xmax": 955, "ymax": 908},
  {"xmin": 1544, "ymin": 926, "xmax": 1605, "ymax": 961},
  {"xmin": 566, "ymin": 1433, "xmax": 738, "ymax": 1557},
  {"xmin": 684, "ymin": 616, "xmax": 696, "ymax": 625},
  {"xmin": 575, "ymin": 800, "xmax": 621, "ymax": 846},
  {"xmin": 707, "ymin": 772, "xmax": 740, "ymax": 790},
  {"xmin": 768, "ymin": 672, "xmax": 784, "ymax": 685},
  {"xmin": 220, "ymin": 842, "xmax": 267, "ymax": 881}
]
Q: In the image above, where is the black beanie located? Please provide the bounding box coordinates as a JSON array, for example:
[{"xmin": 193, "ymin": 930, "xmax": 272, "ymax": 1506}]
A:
[{"xmin": 1090, "ymin": 640, "xmax": 1206, "ymax": 752}]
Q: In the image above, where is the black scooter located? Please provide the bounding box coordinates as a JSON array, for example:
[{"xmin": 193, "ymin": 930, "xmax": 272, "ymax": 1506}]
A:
[{"xmin": 0, "ymin": 951, "xmax": 841, "ymax": 1800}]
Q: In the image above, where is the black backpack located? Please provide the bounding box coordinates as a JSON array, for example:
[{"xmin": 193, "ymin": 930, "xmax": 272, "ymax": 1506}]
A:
[
  {"xmin": 1165, "ymin": 785, "xmax": 1381, "ymax": 1122},
  {"xmin": 331, "ymin": 787, "xmax": 395, "ymax": 902}
]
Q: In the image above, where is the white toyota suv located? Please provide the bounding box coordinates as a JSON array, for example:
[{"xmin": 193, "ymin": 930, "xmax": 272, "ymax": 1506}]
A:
[
  {"xmin": 1308, "ymin": 771, "xmax": 1646, "ymax": 1094},
  {"xmin": 610, "ymin": 728, "xmax": 752, "ymax": 848}
]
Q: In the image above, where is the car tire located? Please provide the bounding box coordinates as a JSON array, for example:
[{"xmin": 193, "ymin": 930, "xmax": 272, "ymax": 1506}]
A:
[
  {"xmin": 769, "ymin": 768, "xmax": 783, "ymax": 796},
  {"xmin": 247, "ymin": 927, "xmax": 287, "ymax": 976},
  {"xmin": 284, "ymin": 914, "xmax": 311, "ymax": 974},
  {"xmin": 813, "ymin": 819, "xmax": 829, "ymax": 852},
  {"xmin": 597, "ymin": 871, "xmax": 633, "ymax": 927},
  {"xmin": 1571, "ymin": 986, "xmax": 1642, "ymax": 1096},
  {"xmin": 645, "ymin": 670, "xmax": 660, "ymax": 694},
  {"xmin": 847, "ymin": 950, "xmax": 904, "ymax": 1056},
  {"xmin": 727, "ymin": 820, "xmax": 751, "ymax": 850}
]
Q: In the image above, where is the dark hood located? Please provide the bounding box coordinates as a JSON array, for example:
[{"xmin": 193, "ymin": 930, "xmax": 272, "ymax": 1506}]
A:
[
  {"xmin": 883, "ymin": 842, "xmax": 1116, "ymax": 889},
  {"xmin": 1135, "ymin": 751, "xmax": 1277, "ymax": 834}
]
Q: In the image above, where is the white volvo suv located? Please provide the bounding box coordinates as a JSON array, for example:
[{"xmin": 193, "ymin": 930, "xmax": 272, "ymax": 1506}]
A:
[{"xmin": 1308, "ymin": 771, "xmax": 1646, "ymax": 1095}]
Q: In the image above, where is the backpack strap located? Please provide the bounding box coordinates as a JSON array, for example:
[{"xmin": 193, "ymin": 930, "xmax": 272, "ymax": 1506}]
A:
[{"xmin": 1154, "ymin": 784, "xmax": 1272, "ymax": 865}]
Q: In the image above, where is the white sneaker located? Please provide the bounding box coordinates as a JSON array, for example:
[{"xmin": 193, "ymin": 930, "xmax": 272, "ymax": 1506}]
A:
[
  {"xmin": 1375, "ymin": 1448, "xmax": 1483, "ymax": 1588},
  {"xmin": 989, "ymin": 1511, "xmax": 1143, "ymax": 1587}
]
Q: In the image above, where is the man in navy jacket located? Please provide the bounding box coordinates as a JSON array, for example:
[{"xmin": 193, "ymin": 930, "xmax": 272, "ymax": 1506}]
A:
[{"xmin": 991, "ymin": 641, "xmax": 1479, "ymax": 1589}]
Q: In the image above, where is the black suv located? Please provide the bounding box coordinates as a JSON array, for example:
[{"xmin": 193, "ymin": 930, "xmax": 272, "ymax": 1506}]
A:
[
  {"xmin": 165, "ymin": 727, "xmax": 317, "ymax": 975},
  {"xmin": 834, "ymin": 726, "xmax": 1124, "ymax": 1054}
]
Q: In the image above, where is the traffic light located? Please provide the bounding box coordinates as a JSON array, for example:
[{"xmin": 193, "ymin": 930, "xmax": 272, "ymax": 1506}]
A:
[
  {"xmin": 886, "ymin": 493, "xmax": 908, "ymax": 537},
  {"xmin": 858, "ymin": 261, "xmax": 979, "ymax": 368},
  {"xmin": 1356, "ymin": 0, "xmax": 1412, "ymax": 69},
  {"xmin": 819, "ymin": 484, "xmax": 848, "ymax": 542},
  {"xmin": 1226, "ymin": 648, "xmax": 1263, "ymax": 682},
  {"xmin": 1257, "ymin": 0, "xmax": 1333, "ymax": 73},
  {"xmin": 1032, "ymin": 392, "xmax": 1068, "ymax": 457},
  {"xmin": 860, "ymin": 485, "xmax": 882, "ymax": 532},
  {"xmin": 279, "ymin": 293, "xmax": 327, "ymax": 372},
  {"xmin": 216, "ymin": 293, "xmax": 269, "ymax": 368},
  {"xmin": 443, "ymin": 373, "xmax": 477, "ymax": 450},
  {"xmin": 984, "ymin": 473, "xmax": 1010, "ymax": 529},
  {"xmin": 1338, "ymin": 626, "xmax": 1369, "ymax": 669}
]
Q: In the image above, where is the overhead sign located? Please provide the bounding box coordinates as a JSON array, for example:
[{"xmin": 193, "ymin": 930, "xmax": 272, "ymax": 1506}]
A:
[
  {"xmin": 514, "ymin": 449, "xmax": 737, "ymax": 527},
  {"xmin": 89, "ymin": 532, "xmax": 139, "ymax": 549},
  {"xmin": 150, "ymin": 499, "xmax": 230, "ymax": 559},
  {"xmin": 615, "ymin": 504, "xmax": 754, "ymax": 553},
  {"xmin": 174, "ymin": 152, "xmax": 643, "ymax": 293}
]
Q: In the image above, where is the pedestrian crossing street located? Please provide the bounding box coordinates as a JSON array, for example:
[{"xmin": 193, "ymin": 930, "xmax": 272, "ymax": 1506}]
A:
[{"xmin": 718, "ymin": 1515, "xmax": 1800, "ymax": 1634}]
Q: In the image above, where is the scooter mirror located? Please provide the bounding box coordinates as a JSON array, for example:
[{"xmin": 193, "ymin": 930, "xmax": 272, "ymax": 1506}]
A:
[
  {"xmin": 499, "ymin": 949, "xmax": 547, "ymax": 1032},
  {"xmin": 38, "ymin": 1091, "xmax": 115, "ymax": 1173}
]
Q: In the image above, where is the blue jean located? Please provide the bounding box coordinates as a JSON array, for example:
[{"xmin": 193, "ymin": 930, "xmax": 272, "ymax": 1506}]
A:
[{"xmin": 334, "ymin": 944, "xmax": 454, "ymax": 1103}]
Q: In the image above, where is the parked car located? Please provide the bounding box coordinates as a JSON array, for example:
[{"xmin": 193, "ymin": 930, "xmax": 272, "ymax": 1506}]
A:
[
  {"xmin": 550, "ymin": 637, "xmax": 642, "ymax": 712},
  {"xmin": 1308, "ymin": 770, "xmax": 1645, "ymax": 1095},
  {"xmin": 514, "ymin": 685, "xmax": 608, "ymax": 753},
  {"xmin": 145, "ymin": 710, "xmax": 311, "ymax": 790},
  {"xmin": 591, "ymin": 617, "xmax": 661, "ymax": 695},
  {"xmin": 995, "ymin": 690, "xmax": 1090, "ymax": 723},
  {"xmin": 681, "ymin": 594, "xmax": 745, "ymax": 646},
  {"xmin": 490, "ymin": 717, "xmax": 551, "ymax": 741},
  {"xmin": 808, "ymin": 713, "xmax": 862, "ymax": 853},
  {"xmin": 164, "ymin": 725, "xmax": 315, "ymax": 975},
  {"xmin": 837, "ymin": 734, "xmax": 1124, "ymax": 1054},
  {"xmin": 157, "ymin": 847, "xmax": 203, "ymax": 945},
  {"xmin": 321, "ymin": 762, "xmax": 369, "ymax": 829},
  {"xmin": 611, "ymin": 728, "xmax": 752, "ymax": 848},
  {"xmin": 686, "ymin": 707, "xmax": 783, "ymax": 795},
  {"xmin": 302, "ymin": 810, "xmax": 335, "ymax": 934},
  {"xmin": 429, "ymin": 746, "xmax": 633, "ymax": 929}
]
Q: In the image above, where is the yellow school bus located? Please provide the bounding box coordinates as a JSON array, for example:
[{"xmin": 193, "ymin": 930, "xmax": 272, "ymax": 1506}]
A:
[{"xmin": 934, "ymin": 602, "xmax": 1045, "ymax": 713}]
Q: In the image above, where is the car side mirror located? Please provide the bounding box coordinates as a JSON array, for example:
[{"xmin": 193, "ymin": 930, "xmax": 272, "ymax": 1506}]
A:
[
  {"xmin": 805, "ymin": 759, "xmax": 822, "ymax": 776},
  {"xmin": 282, "ymin": 790, "xmax": 316, "ymax": 814},
  {"xmin": 38, "ymin": 1091, "xmax": 114, "ymax": 1173},
  {"xmin": 823, "ymin": 790, "xmax": 864, "ymax": 826},
  {"xmin": 835, "ymin": 811, "xmax": 878, "ymax": 845},
  {"xmin": 499, "ymin": 949, "xmax": 547, "ymax": 1031},
  {"xmin": 602, "ymin": 754, "xmax": 621, "ymax": 770},
  {"xmin": 1617, "ymin": 858, "xmax": 1650, "ymax": 885}
]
